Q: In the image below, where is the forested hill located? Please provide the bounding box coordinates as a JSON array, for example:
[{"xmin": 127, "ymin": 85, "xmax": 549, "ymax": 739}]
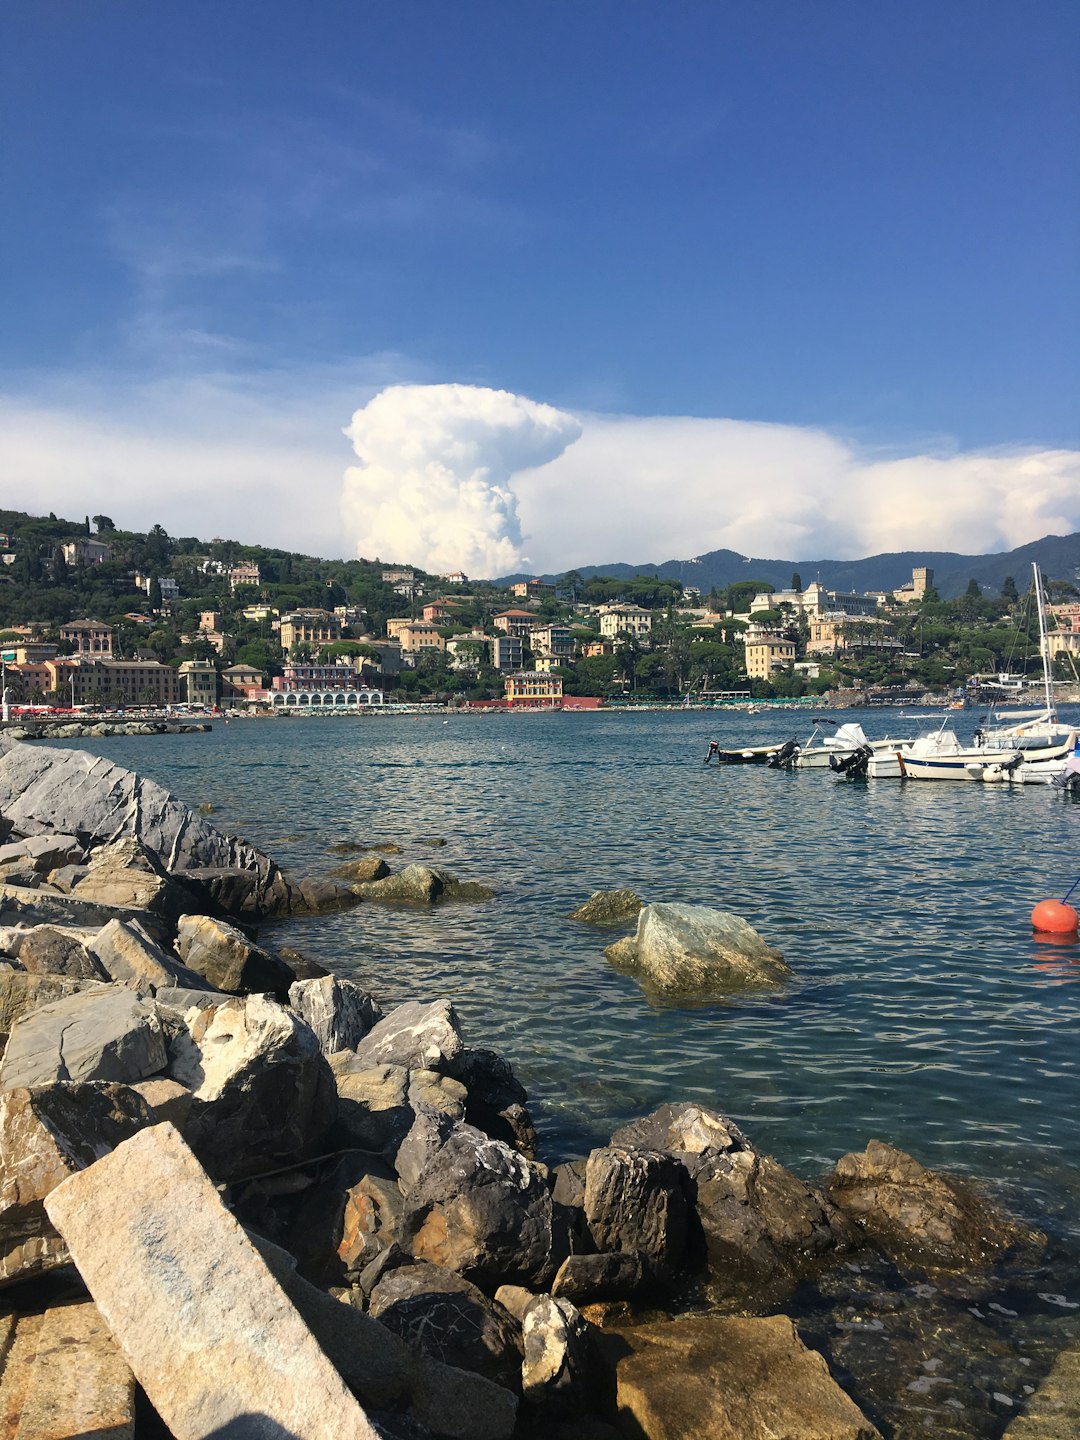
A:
[{"xmin": 498, "ymin": 533, "xmax": 1080, "ymax": 599}]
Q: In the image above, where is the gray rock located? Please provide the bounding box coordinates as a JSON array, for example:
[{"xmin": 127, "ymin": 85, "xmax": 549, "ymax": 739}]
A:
[
  {"xmin": 71, "ymin": 837, "xmax": 183, "ymax": 915},
  {"xmin": 584, "ymin": 1147, "xmax": 688, "ymax": 1283},
  {"xmin": 90, "ymin": 917, "xmax": 214, "ymax": 994},
  {"xmin": 45, "ymin": 864, "xmax": 90, "ymax": 893},
  {"xmin": 369, "ymin": 1262, "xmax": 523, "ymax": 1389},
  {"xmin": 0, "ymin": 968, "xmax": 108, "ymax": 1036},
  {"xmin": 331, "ymin": 1060, "xmax": 414, "ymax": 1154},
  {"xmin": 395, "ymin": 1106, "xmax": 461, "ymax": 1191},
  {"xmin": 569, "ymin": 889, "xmax": 644, "ymax": 925},
  {"xmin": 165, "ymin": 994, "xmax": 336, "ymax": 1181},
  {"xmin": 605, "ymin": 901, "xmax": 791, "ymax": 997},
  {"xmin": 551, "ymin": 1252, "xmax": 645, "ymax": 1304},
  {"xmin": 0, "ymin": 835, "xmax": 83, "ymax": 872},
  {"xmin": 0, "ymin": 739, "xmax": 294, "ymax": 917},
  {"xmin": 330, "ymin": 855, "xmax": 391, "ymax": 883},
  {"xmin": 827, "ymin": 1138, "xmax": 1040, "ymax": 1270},
  {"xmin": 353, "ymin": 864, "xmax": 446, "ymax": 904},
  {"xmin": 406, "ymin": 1124, "xmax": 564, "ymax": 1288},
  {"xmin": 17, "ymin": 925, "xmax": 108, "ymax": 981},
  {"xmin": 408, "ymin": 1357, "xmax": 518, "ymax": 1440},
  {"xmin": 288, "ymin": 975, "xmax": 382, "ymax": 1056},
  {"xmin": 521, "ymin": 1295, "xmax": 592, "ymax": 1411},
  {"xmin": 353, "ymin": 999, "xmax": 463, "ymax": 1071},
  {"xmin": 294, "ymin": 876, "xmax": 361, "ymax": 913},
  {"xmin": 174, "ymin": 912, "xmax": 295, "ymax": 994},
  {"xmin": 0, "ymin": 1081, "xmax": 155, "ymax": 1287},
  {"xmin": 0, "ymin": 987, "xmax": 167, "ymax": 1091},
  {"xmin": 449, "ymin": 1047, "xmax": 538, "ymax": 1158}
]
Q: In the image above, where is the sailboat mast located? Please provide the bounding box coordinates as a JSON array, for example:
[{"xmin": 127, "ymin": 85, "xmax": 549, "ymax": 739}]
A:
[{"xmin": 1033, "ymin": 561, "xmax": 1054, "ymax": 716}]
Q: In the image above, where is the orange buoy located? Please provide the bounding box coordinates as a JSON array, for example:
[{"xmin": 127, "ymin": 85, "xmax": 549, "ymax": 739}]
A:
[{"xmin": 1031, "ymin": 899, "xmax": 1080, "ymax": 935}]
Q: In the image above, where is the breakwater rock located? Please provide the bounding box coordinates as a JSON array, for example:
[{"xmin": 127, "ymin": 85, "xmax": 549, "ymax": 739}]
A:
[
  {"xmin": 1, "ymin": 720, "xmax": 212, "ymax": 740},
  {"xmin": 0, "ymin": 738, "xmax": 1060, "ymax": 1439}
]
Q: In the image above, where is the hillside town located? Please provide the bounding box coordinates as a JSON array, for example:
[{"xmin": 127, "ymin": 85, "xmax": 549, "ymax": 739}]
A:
[{"xmin": 1, "ymin": 511, "xmax": 1078, "ymax": 714}]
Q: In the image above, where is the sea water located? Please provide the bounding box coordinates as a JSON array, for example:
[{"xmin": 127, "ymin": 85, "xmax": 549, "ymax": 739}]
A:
[{"xmin": 50, "ymin": 708, "xmax": 1080, "ymax": 1432}]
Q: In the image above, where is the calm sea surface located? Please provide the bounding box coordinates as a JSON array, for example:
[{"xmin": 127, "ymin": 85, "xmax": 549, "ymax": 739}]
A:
[{"xmin": 54, "ymin": 707, "xmax": 1080, "ymax": 1214}]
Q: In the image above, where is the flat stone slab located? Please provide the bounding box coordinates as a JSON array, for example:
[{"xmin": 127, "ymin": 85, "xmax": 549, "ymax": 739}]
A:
[
  {"xmin": 45, "ymin": 1122, "xmax": 381, "ymax": 1440},
  {"xmin": 0, "ymin": 987, "xmax": 167, "ymax": 1092}
]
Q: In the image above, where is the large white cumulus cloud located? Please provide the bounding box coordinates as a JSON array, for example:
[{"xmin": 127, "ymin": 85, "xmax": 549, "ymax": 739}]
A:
[{"xmin": 341, "ymin": 384, "xmax": 581, "ymax": 574}]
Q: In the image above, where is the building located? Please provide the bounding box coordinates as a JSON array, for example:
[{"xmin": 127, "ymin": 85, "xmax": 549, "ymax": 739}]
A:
[
  {"xmin": 493, "ymin": 610, "xmax": 538, "ymax": 640},
  {"xmin": 242, "ymin": 604, "xmax": 278, "ymax": 623},
  {"xmin": 504, "ymin": 672, "xmax": 564, "ymax": 708},
  {"xmin": 59, "ymin": 619, "xmax": 113, "ymax": 657},
  {"xmin": 278, "ymin": 609, "xmax": 342, "ymax": 655},
  {"xmin": 806, "ymin": 615, "xmax": 899, "ymax": 656},
  {"xmin": 333, "ymin": 605, "xmax": 368, "ymax": 631},
  {"xmin": 135, "ymin": 573, "xmax": 180, "ymax": 601},
  {"xmin": 2, "ymin": 641, "xmax": 57, "ymax": 664},
  {"xmin": 1048, "ymin": 603, "xmax": 1080, "ymax": 658},
  {"xmin": 221, "ymin": 663, "xmax": 266, "ymax": 702},
  {"xmin": 443, "ymin": 571, "xmax": 468, "ymax": 585},
  {"xmin": 743, "ymin": 629, "xmax": 796, "ymax": 679},
  {"xmin": 491, "ymin": 635, "xmax": 524, "ymax": 672},
  {"xmin": 749, "ymin": 582, "xmax": 879, "ymax": 619},
  {"xmin": 274, "ymin": 661, "xmax": 366, "ymax": 692},
  {"xmin": 199, "ymin": 611, "xmax": 225, "ymax": 633},
  {"xmin": 422, "ymin": 600, "xmax": 458, "ymax": 623},
  {"xmin": 510, "ymin": 578, "xmax": 555, "ymax": 601},
  {"xmin": 177, "ymin": 659, "xmax": 219, "ymax": 707},
  {"xmin": 229, "ymin": 562, "xmax": 261, "ymax": 593},
  {"xmin": 396, "ymin": 623, "xmax": 446, "ymax": 659},
  {"xmin": 531, "ymin": 623, "xmax": 573, "ymax": 659},
  {"xmin": 46, "ymin": 658, "xmax": 181, "ymax": 708},
  {"xmin": 445, "ymin": 633, "xmax": 491, "ymax": 671},
  {"xmin": 60, "ymin": 538, "xmax": 112, "ymax": 567},
  {"xmin": 598, "ymin": 604, "xmax": 652, "ymax": 640},
  {"xmin": 580, "ymin": 638, "xmax": 615, "ymax": 657},
  {"xmin": 381, "ymin": 568, "xmax": 414, "ymax": 584},
  {"xmin": 893, "ymin": 567, "xmax": 934, "ymax": 603}
]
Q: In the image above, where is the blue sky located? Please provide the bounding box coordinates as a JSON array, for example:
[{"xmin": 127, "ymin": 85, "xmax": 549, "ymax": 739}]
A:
[{"xmin": 3, "ymin": 2, "xmax": 1078, "ymax": 571}]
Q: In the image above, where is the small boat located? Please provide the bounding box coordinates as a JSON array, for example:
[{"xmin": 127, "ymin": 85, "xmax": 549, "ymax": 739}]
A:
[
  {"xmin": 797, "ymin": 721, "xmax": 910, "ymax": 769},
  {"xmin": 704, "ymin": 738, "xmax": 797, "ymax": 764}
]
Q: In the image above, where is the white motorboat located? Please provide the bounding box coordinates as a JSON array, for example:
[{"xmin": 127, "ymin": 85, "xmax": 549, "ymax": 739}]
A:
[{"xmin": 796, "ymin": 721, "xmax": 908, "ymax": 769}]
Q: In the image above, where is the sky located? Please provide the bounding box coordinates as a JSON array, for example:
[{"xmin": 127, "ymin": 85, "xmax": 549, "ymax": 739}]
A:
[{"xmin": 2, "ymin": 1, "xmax": 1078, "ymax": 575}]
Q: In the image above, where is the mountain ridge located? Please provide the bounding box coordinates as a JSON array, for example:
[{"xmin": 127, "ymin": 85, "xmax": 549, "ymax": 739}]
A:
[{"xmin": 496, "ymin": 532, "xmax": 1080, "ymax": 600}]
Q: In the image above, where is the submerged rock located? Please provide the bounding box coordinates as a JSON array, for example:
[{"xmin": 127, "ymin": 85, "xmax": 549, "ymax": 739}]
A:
[
  {"xmin": 595, "ymin": 1312, "xmax": 881, "ymax": 1440},
  {"xmin": 569, "ymin": 889, "xmax": 644, "ymax": 925},
  {"xmin": 605, "ymin": 902, "xmax": 790, "ymax": 998},
  {"xmin": 827, "ymin": 1138, "xmax": 1041, "ymax": 1270},
  {"xmin": 352, "ymin": 864, "xmax": 494, "ymax": 905}
]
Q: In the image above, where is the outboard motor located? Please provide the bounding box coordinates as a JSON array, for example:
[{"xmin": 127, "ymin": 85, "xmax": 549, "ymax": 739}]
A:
[
  {"xmin": 767, "ymin": 738, "xmax": 800, "ymax": 770},
  {"xmin": 830, "ymin": 744, "xmax": 873, "ymax": 780}
]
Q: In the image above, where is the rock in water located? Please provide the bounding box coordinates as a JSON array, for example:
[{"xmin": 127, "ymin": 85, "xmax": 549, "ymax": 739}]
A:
[
  {"xmin": 0, "ymin": 739, "xmax": 294, "ymax": 917},
  {"xmin": 43, "ymin": 1123, "xmax": 382, "ymax": 1440},
  {"xmin": 595, "ymin": 1312, "xmax": 881, "ymax": 1439},
  {"xmin": 584, "ymin": 1147, "xmax": 689, "ymax": 1282},
  {"xmin": 569, "ymin": 889, "xmax": 644, "ymax": 925},
  {"xmin": 605, "ymin": 902, "xmax": 790, "ymax": 998},
  {"xmin": 827, "ymin": 1138, "xmax": 1040, "ymax": 1269}
]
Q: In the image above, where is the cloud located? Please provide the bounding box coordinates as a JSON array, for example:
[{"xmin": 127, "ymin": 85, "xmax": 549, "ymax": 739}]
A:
[
  {"xmin": 511, "ymin": 414, "xmax": 1080, "ymax": 571},
  {"xmin": 340, "ymin": 384, "xmax": 582, "ymax": 574},
  {"xmin": 2, "ymin": 372, "xmax": 1077, "ymax": 576}
]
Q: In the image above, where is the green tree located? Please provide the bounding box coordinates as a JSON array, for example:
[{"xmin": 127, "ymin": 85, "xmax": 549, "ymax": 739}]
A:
[
  {"xmin": 1001, "ymin": 575, "xmax": 1019, "ymax": 603},
  {"xmin": 791, "ymin": 571, "xmax": 802, "ymax": 592},
  {"xmin": 965, "ymin": 578, "xmax": 981, "ymax": 598},
  {"xmin": 92, "ymin": 515, "xmax": 116, "ymax": 533}
]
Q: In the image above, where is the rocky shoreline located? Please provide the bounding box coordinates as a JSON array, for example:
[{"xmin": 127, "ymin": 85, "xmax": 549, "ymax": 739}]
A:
[
  {"xmin": 0, "ymin": 719, "xmax": 212, "ymax": 740},
  {"xmin": 0, "ymin": 734, "xmax": 1075, "ymax": 1438}
]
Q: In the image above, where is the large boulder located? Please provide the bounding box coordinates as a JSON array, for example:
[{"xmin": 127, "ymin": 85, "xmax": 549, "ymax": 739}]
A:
[
  {"xmin": 352, "ymin": 865, "xmax": 494, "ymax": 905},
  {"xmin": 449, "ymin": 1047, "xmax": 538, "ymax": 1158},
  {"xmin": 0, "ymin": 835, "xmax": 83, "ymax": 872},
  {"xmin": 521, "ymin": 1294, "xmax": 592, "ymax": 1412},
  {"xmin": 16, "ymin": 925, "xmax": 108, "ymax": 981},
  {"xmin": 595, "ymin": 1312, "xmax": 881, "ymax": 1439},
  {"xmin": 0, "ymin": 1081, "xmax": 154, "ymax": 1286},
  {"xmin": 405, "ymin": 1124, "xmax": 566, "ymax": 1289},
  {"xmin": 70, "ymin": 837, "xmax": 186, "ymax": 916},
  {"xmin": 288, "ymin": 975, "xmax": 382, "ymax": 1056},
  {"xmin": 353, "ymin": 999, "xmax": 463, "ymax": 1071},
  {"xmin": 584, "ymin": 1147, "xmax": 689, "ymax": 1283},
  {"xmin": 0, "ymin": 968, "xmax": 108, "ymax": 1036},
  {"xmin": 368, "ymin": 1262, "xmax": 523, "ymax": 1389},
  {"xmin": 89, "ymin": 917, "xmax": 214, "ymax": 995},
  {"xmin": 165, "ymin": 994, "xmax": 336, "ymax": 1180},
  {"xmin": 605, "ymin": 903, "xmax": 790, "ymax": 997},
  {"xmin": 330, "ymin": 1060, "xmax": 415, "ymax": 1154},
  {"xmin": 827, "ymin": 1139, "xmax": 1039, "ymax": 1270},
  {"xmin": 0, "ymin": 740, "xmax": 294, "ymax": 917},
  {"xmin": 287, "ymin": 1152, "xmax": 406, "ymax": 1284},
  {"xmin": 0, "ymin": 987, "xmax": 167, "ymax": 1092},
  {"xmin": 174, "ymin": 912, "xmax": 295, "ymax": 994},
  {"xmin": 611, "ymin": 1104, "xmax": 855, "ymax": 1285}
]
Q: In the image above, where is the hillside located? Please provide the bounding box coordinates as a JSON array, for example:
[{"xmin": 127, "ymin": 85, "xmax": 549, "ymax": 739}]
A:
[{"xmin": 497, "ymin": 533, "xmax": 1080, "ymax": 599}]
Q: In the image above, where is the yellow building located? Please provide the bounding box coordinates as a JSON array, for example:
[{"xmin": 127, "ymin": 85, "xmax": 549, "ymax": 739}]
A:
[
  {"xmin": 598, "ymin": 604, "xmax": 652, "ymax": 639},
  {"xmin": 744, "ymin": 632, "xmax": 795, "ymax": 679},
  {"xmin": 397, "ymin": 623, "xmax": 446, "ymax": 657},
  {"xmin": 504, "ymin": 672, "xmax": 564, "ymax": 708}
]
